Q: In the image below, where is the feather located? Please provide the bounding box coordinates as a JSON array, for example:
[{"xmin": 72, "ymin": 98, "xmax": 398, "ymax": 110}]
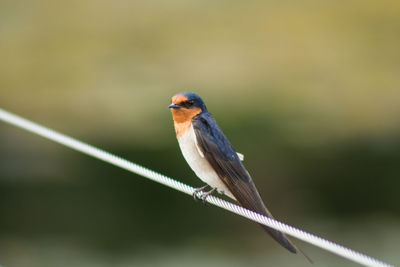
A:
[{"xmin": 192, "ymin": 112, "xmax": 300, "ymax": 254}]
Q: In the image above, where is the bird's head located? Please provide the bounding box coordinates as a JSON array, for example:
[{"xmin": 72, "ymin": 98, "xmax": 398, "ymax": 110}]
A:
[{"xmin": 169, "ymin": 92, "xmax": 207, "ymax": 123}]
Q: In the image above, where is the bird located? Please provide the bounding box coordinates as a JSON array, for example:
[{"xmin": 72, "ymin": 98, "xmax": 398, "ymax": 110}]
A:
[{"xmin": 168, "ymin": 92, "xmax": 311, "ymax": 261}]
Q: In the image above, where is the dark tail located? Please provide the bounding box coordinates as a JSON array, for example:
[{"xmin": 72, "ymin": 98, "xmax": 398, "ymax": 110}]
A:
[
  {"xmin": 257, "ymin": 222, "xmax": 313, "ymax": 263},
  {"xmin": 257, "ymin": 221, "xmax": 297, "ymax": 253},
  {"xmin": 231, "ymin": 179, "xmax": 313, "ymax": 263}
]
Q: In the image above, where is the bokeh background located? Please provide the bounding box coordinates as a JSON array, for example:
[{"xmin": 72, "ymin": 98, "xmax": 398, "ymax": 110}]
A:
[{"xmin": 1, "ymin": 0, "xmax": 400, "ymax": 266}]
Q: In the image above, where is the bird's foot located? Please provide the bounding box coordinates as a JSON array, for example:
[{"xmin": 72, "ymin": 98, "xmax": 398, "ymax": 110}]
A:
[
  {"xmin": 193, "ymin": 185, "xmax": 209, "ymax": 201},
  {"xmin": 199, "ymin": 188, "xmax": 217, "ymax": 204}
]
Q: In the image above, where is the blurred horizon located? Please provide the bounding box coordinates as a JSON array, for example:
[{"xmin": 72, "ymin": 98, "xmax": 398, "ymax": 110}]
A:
[{"xmin": 1, "ymin": 0, "xmax": 400, "ymax": 266}]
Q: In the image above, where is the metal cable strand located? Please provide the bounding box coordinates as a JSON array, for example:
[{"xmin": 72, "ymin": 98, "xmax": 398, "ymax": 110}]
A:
[{"xmin": 0, "ymin": 108, "xmax": 393, "ymax": 267}]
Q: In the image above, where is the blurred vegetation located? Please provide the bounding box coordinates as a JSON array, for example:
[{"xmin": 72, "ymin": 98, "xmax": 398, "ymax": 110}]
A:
[{"xmin": 0, "ymin": 0, "xmax": 399, "ymax": 266}]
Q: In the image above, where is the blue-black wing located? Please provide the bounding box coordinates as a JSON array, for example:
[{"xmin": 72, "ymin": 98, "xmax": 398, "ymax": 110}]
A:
[{"xmin": 192, "ymin": 112, "xmax": 299, "ymax": 254}]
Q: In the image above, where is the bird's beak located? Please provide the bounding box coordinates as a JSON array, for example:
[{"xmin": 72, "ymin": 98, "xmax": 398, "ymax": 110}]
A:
[{"xmin": 168, "ymin": 103, "xmax": 181, "ymax": 109}]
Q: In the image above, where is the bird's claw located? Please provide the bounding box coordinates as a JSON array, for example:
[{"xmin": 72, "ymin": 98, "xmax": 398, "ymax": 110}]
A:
[
  {"xmin": 193, "ymin": 185, "xmax": 209, "ymax": 201},
  {"xmin": 199, "ymin": 188, "xmax": 217, "ymax": 204}
]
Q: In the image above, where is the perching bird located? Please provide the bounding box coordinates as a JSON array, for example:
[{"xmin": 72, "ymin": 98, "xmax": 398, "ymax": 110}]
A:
[{"xmin": 168, "ymin": 92, "xmax": 311, "ymax": 261}]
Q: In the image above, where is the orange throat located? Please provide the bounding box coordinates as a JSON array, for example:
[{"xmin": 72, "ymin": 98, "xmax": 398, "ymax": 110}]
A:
[{"xmin": 170, "ymin": 107, "xmax": 201, "ymax": 138}]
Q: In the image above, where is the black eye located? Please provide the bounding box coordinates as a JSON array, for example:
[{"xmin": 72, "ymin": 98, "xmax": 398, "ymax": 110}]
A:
[{"xmin": 188, "ymin": 100, "xmax": 194, "ymax": 106}]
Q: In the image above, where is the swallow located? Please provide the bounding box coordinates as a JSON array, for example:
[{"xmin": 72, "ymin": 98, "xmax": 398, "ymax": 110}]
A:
[{"xmin": 168, "ymin": 92, "xmax": 311, "ymax": 261}]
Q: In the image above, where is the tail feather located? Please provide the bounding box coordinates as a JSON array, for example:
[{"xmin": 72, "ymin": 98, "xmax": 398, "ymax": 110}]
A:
[
  {"xmin": 231, "ymin": 179, "xmax": 313, "ymax": 263},
  {"xmin": 258, "ymin": 223, "xmax": 297, "ymax": 253},
  {"xmin": 258, "ymin": 223, "xmax": 313, "ymax": 263}
]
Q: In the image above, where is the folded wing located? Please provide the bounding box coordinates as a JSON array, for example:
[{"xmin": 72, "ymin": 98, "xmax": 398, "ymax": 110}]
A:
[{"xmin": 192, "ymin": 112, "xmax": 299, "ymax": 254}]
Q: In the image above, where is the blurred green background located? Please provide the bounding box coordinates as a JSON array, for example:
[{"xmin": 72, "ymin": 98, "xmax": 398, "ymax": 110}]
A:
[{"xmin": 1, "ymin": 0, "xmax": 399, "ymax": 266}]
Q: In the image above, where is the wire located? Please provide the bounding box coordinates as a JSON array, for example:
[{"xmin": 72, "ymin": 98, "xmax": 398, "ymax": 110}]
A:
[{"xmin": 0, "ymin": 107, "xmax": 393, "ymax": 267}]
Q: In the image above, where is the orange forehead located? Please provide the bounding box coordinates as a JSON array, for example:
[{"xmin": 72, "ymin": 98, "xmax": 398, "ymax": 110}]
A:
[{"xmin": 171, "ymin": 94, "xmax": 188, "ymax": 104}]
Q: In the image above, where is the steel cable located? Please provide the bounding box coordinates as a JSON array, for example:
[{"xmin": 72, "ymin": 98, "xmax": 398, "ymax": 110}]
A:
[{"xmin": 0, "ymin": 108, "xmax": 393, "ymax": 267}]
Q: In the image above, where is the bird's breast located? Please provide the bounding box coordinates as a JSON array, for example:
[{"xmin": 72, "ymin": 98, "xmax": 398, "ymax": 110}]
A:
[
  {"xmin": 177, "ymin": 123, "xmax": 234, "ymax": 199},
  {"xmin": 174, "ymin": 120, "xmax": 191, "ymax": 139},
  {"xmin": 171, "ymin": 108, "xmax": 202, "ymax": 138}
]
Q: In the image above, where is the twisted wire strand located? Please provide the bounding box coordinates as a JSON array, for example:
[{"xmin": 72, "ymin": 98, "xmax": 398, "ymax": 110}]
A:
[{"xmin": 0, "ymin": 108, "xmax": 393, "ymax": 267}]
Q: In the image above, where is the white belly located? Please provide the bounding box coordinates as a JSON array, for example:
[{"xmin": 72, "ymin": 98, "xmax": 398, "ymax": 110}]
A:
[{"xmin": 178, "ymin": 124, "xmax": 235, "ymax": 199}]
